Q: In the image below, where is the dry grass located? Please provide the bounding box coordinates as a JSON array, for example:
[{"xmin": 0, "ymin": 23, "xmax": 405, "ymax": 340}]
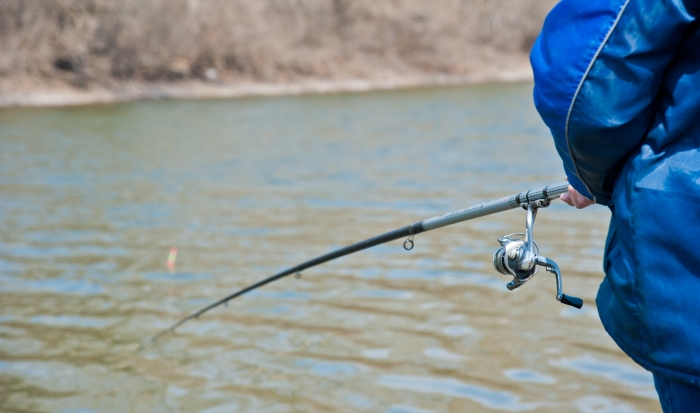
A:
[{"xmin": 0, "ymin": 0, "xmax": 557, "ymax": 88}]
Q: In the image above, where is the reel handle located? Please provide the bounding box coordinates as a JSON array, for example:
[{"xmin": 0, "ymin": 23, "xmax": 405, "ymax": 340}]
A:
[
  {"xmin": 560, "ymin": 294, "xmax": 583, "ymax": 309},
  {"xmin": 540, "ymin": 256, "xmax": 584, "ymax": 309}
]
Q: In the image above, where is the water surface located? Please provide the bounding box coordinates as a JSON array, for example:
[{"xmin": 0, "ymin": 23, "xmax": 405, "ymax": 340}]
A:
[{"xmin": 0, "ymin": 83, "xmax": 658, "ymax": 412}]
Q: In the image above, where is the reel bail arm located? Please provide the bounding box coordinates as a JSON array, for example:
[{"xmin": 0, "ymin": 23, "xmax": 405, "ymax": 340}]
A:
[{"xmin": 492, "ymin": 201, "xmax": 583, "ymax": 309}]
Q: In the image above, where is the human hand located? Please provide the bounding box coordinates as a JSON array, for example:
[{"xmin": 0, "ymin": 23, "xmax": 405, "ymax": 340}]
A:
[{"xmin": 561, "ymin": 184, "xmax": 595, "ymax": 209}]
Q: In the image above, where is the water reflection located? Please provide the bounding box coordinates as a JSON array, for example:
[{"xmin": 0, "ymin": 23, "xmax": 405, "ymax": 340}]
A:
[
  {"xmin": 442, "ymin": 325, "xmax": 477, "ymax": 337},
  {"xmin": 575, "ymin": 396, "xmax": 645, "ymax": 413},
  {"xmin": 352, "ymin": 289, "xmax": 414, "ymax": 299},
  {"xmin": 296, "ymin": 358, "xmax": 365, "ymax": 376},
  {"xmin": 377, "ymin": 374, "xmax": 536, "ymax": 411},
  {"xmin": 423, "ymin": 347, "xmax": 465, "ymax": 361},
  {"xmin": 387, "ymin": 405, "xmax": 433, "ymax": 413},
  {"xmin": 0, "ymin": 275, "xmax": 104, "ymax": 295},
  {"xmin": 362, "ymin": 348, "xmax": 393, "ymax": 359},
  {"xmin": 550, "ymin": 355, "xmax": 656, "ymax": 398},
  {"xmin": 504, "ymin": 369, "xmax": 556, "ymax": 384},
  {"xmin": 27, "ymin": 315, "xmax": 118, "ymax": 328}
]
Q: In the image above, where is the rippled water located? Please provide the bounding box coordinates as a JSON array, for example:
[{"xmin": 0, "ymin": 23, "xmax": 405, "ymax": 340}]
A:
[{"xmin": 0, "ymin": 83, "xmax": 659, "ymax": 412}]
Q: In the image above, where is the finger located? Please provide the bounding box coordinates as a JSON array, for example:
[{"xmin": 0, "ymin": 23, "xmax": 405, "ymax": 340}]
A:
[
  {"xmin": 576, "ymin": 191, "xmax": 595, "ymax": 208},
  {"xmin": 568, "ymin": 185, "xmax": 586, "ymax": 208},
  {"xmin": 572, "ymin": 191, "xmax": 592, "ymax": 209},
  {"xmin": 568, "ymin": 185, "xmax": 579, "ymax": 201},
  {"xmin": 560, "ymin": 191, "xmax": 574, "ymax": 207}
]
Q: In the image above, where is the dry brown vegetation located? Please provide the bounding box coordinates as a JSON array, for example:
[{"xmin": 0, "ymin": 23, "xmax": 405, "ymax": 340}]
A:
[{"xmin": 0, "ymin": 0, "xmax": 557, "ymax": 102}]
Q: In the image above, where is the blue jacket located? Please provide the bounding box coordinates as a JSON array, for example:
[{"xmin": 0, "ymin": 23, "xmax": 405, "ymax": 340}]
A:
[{"xmin": 531, "ymin": 0, "xmax": 700, "ymax": 385}]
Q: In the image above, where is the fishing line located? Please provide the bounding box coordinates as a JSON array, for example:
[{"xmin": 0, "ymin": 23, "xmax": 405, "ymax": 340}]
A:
[{"xmin": 139, "ymin": 181, "xmax": 580, "ymax": 351}]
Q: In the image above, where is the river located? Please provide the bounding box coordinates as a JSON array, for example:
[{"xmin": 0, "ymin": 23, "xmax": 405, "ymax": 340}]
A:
[{"xmin": 0, "ymin": 83, "xmax": 659, "ymax": 412}]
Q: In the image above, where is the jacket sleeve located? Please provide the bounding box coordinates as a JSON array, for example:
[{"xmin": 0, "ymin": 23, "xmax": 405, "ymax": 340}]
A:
[{"xmin": 530, "ymin": 0, "xmax": 698, "ymax": 205}]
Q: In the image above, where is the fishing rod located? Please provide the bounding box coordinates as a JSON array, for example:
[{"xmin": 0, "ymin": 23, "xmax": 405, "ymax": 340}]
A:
[{"xmin": 140, "ymin": 181, "xmax": 582, "ymax": 351}]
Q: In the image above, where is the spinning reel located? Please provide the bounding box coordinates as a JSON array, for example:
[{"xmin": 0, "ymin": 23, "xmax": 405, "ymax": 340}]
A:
[{"xmin": 492, "ymin": 200, "xmax": 583, "ymax": 309}]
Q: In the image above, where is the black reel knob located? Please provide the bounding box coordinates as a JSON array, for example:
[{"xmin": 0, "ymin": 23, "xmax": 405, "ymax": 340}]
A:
[{"xmin": 560, "ymin": 294, "xmax": 583, "ymax": 309}]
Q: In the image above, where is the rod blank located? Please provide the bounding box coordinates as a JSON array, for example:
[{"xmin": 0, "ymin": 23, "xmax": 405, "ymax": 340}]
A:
[{"xmin": 139, "ymin": 181, "xmax": 569, "ymax": 350}]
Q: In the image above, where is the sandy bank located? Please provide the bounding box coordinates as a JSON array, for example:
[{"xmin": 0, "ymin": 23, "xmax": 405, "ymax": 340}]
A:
[{"xmin": 0, "ymin": 66, "xmax": 533, "ymax": 108}]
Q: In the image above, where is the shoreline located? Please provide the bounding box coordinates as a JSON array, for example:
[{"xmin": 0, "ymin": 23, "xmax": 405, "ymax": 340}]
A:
[{"xmin": 0, "ymin": 67, "xmax": 533, "ymax": 109}]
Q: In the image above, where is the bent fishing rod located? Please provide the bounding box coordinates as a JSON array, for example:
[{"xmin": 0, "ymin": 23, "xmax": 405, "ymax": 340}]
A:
[{"xmin": 140, "ymin": 181, "xmax": 582, "ymax": 351}]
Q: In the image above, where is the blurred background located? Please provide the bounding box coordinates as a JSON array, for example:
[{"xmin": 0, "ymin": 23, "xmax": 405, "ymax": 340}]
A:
[
  {"xmin": 0, "ymin": 2, "xmax": 661, "ymax": 413},
  {"xmin": 1, "ymin": 0, "xmax": 556, "ymax": 105}
]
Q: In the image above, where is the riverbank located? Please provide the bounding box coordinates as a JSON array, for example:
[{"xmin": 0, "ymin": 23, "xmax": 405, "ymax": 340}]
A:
[
  {"xmin": 0, "ymin": 0, "xmax": 552, "ymax": 108},
  {"xmin": 0, "ymin": 63, "xmax": 532, "ymax": 108}
]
